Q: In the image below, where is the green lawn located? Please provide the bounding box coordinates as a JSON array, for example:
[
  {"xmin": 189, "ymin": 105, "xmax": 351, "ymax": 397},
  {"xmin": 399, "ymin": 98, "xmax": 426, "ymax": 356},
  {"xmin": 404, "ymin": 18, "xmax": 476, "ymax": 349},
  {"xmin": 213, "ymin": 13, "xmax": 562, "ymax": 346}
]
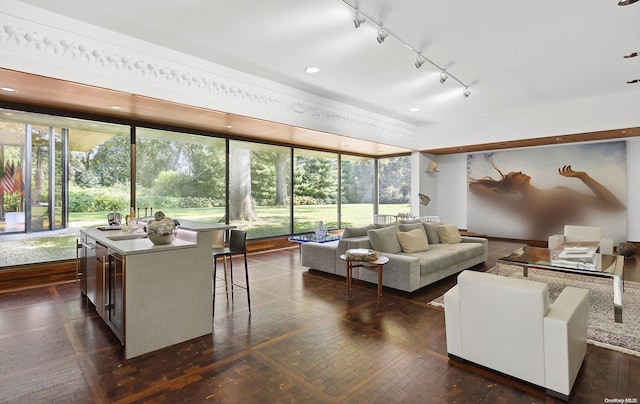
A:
[
  {"xmin": 68, "ymin": 204, "xmax": 409, "ymax": 238},
  {"xmin": 1, "ymin": 203, "xmax": 409, "ymax": 267}
]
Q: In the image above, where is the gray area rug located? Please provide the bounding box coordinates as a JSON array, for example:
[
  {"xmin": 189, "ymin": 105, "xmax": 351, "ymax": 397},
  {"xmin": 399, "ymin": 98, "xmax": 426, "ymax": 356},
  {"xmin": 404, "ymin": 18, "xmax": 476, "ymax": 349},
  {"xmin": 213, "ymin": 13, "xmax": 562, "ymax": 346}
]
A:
[{"xmin": 430, "ymin": 264, "xmax": 640, "ymax": 357}]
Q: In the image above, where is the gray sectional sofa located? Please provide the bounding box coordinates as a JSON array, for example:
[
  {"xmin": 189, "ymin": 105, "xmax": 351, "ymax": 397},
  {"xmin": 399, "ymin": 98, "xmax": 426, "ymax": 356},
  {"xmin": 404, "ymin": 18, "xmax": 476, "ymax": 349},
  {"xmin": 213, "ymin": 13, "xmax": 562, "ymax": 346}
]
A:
[{"xmin": 301, "ymin": 221, "xmax": 488, "ymax": 292}]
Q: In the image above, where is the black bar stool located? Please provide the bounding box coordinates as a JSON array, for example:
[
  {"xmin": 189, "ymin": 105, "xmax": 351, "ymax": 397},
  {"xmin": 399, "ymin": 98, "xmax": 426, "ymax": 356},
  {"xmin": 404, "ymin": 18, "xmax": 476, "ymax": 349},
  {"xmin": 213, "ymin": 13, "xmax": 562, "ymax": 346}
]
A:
[{"xmin": 213, "ymin": 230, "xmax": 250, "ymax": 312}]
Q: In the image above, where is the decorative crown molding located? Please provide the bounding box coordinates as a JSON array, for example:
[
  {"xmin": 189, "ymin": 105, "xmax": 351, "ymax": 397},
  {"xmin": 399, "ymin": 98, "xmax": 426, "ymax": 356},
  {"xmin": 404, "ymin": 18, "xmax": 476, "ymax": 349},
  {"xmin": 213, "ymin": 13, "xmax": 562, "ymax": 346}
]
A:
[{"xmin": 0, "ymin": 20, "xmax": 417, "ymax": 145}]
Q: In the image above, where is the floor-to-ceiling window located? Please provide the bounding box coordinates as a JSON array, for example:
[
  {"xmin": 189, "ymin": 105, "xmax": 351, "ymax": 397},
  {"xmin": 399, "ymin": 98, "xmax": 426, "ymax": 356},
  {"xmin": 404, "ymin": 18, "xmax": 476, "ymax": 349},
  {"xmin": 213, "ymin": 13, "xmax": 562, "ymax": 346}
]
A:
[
  {"xmin": 378, "ymin": 155, "xmax": 411, "ymax": 216},
  {"xmin": 136, "ymin": 128, "xmax": 226, "ymax": 223},
  {"xmin": 341, "ymin": 155, "xmax": 374, "ymax": 227},
  {"xmin": 293, "ymin": 149, "xmax": 339, "ymax": 233},
  {"xmin": 229, "ymin": 140, "xmax": 292, "ymax": 238},
  {"xmin": 68, "ymin": 122, "xmax": 131, "ymax": 229},
  {"xmin": 0, "ymin": 107, "xmax": 411, "ymax": 267}
]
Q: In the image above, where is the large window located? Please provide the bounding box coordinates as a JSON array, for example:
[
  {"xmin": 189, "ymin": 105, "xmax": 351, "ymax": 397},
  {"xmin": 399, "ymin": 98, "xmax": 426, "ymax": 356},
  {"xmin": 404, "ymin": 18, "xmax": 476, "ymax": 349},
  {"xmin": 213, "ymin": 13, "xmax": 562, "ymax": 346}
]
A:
[
  {"xmin": 229, "ymin": 140, "xmax": 291, "ymax": 238},
  {"xmin": 341, "ymin": 155, "xmax": 374, "ymax": 227},
  {"xmin": 1, "ymin": 108, "xmax": 413, "ymax": 267},
  {"xmin": 68, "ymin": 122, "xmax": 131, "ymax": 229},
  {"xmin": 293, "ymin": 150, "xmax": 339, "ymax": 233},
  {"xmin": 378, "ymin": 156, "xmax": 411, "ymax": 216},
  {"xmin": 136, "ymin": 128, "xmax": 226, "ymax": 223}
]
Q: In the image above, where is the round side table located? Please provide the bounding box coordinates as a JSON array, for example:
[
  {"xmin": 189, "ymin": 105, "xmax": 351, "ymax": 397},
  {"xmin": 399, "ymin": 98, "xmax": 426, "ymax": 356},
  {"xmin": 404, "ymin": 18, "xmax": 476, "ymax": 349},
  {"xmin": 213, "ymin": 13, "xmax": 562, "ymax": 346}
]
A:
[{"xmin": 340, "ymin": 254, "xmax": 389, "ymax": 302}]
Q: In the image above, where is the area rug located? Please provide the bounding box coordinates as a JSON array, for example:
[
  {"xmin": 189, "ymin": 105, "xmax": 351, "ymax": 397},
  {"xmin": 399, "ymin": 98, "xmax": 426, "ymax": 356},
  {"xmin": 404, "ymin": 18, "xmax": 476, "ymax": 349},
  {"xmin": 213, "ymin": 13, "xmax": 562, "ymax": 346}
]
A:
[{"xmin": 429, "ymin": 264, "xmax": 640, "ymax": 357}]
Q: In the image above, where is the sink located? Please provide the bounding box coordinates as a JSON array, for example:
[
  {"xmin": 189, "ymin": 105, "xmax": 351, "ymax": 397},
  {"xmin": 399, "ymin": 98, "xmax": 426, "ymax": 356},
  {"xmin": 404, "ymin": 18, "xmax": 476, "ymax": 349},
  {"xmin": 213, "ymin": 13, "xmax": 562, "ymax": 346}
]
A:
[{"xmin": 106, "ymin": 233, "xmax": 148, "ymax": 241}]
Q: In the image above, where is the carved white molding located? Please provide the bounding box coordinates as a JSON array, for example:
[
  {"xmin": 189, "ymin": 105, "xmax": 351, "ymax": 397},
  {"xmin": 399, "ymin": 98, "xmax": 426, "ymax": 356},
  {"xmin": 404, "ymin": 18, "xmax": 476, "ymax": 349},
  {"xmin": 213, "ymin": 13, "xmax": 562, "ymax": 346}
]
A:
[{"xmin": 0, "ymin": 18, "xmax": 418, "ymax": 145}]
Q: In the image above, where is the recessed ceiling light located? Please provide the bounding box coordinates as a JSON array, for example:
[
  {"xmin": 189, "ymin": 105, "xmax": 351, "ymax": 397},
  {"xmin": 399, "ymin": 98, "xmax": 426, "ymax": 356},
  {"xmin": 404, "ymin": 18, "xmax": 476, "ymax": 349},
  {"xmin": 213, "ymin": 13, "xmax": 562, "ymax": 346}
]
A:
[
  {"xmin": 408, "ymin": 107, "xmax": 420, "ymax": 112},
  {"xmin": 304, "ymin": 67, "xmax": 320, "ymax": 74},
  {"xmin": 110, "ymin": 105, "xmax": 123, "ymax": 110},
  {"xmin": 225, "ymin": 125, "xmax": 232, "ymax": 129},
  {"xmin": 0, "ymin": 87, "xmax": 17, "ymax": 92}
]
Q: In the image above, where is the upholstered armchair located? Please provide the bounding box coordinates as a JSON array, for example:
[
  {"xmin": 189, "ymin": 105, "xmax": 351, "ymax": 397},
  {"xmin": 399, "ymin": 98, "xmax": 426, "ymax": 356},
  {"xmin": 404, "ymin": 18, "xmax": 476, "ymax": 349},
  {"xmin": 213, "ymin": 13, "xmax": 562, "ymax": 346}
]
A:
[
  {"xmin": 444, "ymin": 270, "xmax": 589, "ymax": 400},
  {"xmin": 548, "ymin": 224, "xmax": 613, "ymax": 255}
]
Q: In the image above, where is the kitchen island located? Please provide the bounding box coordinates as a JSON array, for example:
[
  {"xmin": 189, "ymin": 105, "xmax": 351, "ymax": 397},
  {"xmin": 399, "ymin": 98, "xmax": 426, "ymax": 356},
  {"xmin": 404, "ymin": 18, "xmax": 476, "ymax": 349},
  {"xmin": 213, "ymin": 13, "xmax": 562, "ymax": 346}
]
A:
[{"xmin": 79, "ymin": 220, "xmax": 233, "ymax": 359}]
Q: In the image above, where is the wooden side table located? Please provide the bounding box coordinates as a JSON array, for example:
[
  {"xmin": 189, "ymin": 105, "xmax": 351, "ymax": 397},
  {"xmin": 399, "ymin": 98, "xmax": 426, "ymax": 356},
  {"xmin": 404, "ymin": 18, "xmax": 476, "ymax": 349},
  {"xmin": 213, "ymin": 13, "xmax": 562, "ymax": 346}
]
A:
[{"xmin": 340, "ymin": 254, "xmax": 389, "ymax": 302}]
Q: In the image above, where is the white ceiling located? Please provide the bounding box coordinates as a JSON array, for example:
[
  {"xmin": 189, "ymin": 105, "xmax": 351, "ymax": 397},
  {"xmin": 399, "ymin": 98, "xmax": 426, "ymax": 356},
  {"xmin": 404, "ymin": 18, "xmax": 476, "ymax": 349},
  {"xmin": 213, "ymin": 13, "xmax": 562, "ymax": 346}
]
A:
[{"xmin": 11, "ymin": 0, "xmax": 640, "ymax": 128}]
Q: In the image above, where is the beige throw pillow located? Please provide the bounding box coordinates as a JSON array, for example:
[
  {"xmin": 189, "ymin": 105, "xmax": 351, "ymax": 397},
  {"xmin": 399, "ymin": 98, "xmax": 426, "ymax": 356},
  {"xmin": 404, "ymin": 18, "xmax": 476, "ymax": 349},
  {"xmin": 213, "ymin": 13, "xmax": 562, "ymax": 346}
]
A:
[
  {"xmin": 396, "ymin": 229, "xmax": 430, "ymax": 253},
  {"xmin": 437, "ymin": 224, "xmax": 462, "ymax": 244}
]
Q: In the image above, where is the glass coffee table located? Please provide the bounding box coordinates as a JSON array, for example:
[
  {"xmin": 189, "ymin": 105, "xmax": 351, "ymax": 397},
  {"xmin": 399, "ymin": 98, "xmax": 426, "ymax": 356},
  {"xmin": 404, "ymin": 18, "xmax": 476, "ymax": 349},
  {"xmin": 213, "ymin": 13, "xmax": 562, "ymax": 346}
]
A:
[
  {"xmin": 497, "ymin": 245, "xmax": 624, "ymax": 323},
  {"xmin": 288, "ymin": 233, "xmax": 341, "ymax": 252}
]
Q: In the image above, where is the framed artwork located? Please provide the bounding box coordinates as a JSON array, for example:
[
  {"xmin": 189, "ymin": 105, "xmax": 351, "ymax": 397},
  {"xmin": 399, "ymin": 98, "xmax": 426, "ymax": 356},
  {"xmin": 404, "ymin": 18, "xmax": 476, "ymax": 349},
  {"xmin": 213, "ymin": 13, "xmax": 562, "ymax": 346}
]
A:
[{"xmin": 467, "ymin": 141, "xmax": 627, "ymax": 243}]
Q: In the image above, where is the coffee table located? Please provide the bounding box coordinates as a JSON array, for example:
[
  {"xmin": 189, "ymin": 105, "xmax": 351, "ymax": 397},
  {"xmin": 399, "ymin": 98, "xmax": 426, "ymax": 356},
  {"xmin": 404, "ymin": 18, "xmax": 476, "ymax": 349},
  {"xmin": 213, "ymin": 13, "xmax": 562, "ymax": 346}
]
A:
[
  {"xmin": 288, "ymin": 233, "xmax": 341, "ymax": 253},
  {"xmin": 340, "ymin": 254, "xmax": 389, "ymax": 303},
  {"xmin": 497, "ymin": 245, "xmax": 624, "ymax": 322}
]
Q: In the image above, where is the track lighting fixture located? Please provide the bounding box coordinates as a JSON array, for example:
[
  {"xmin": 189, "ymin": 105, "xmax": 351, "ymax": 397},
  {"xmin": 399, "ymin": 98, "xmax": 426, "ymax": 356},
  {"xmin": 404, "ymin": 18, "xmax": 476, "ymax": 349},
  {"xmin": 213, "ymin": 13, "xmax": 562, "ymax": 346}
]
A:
[
  {"xmin": 376, "ymin": 26, "xmax": 388, "ymax": 44},
  {"xmin": 618, "ymin": 0, "xmax": 639, "ymax": 5},
  {"xmin": 624, "ymin": 52, "xmax": 639, "ymax": 58},
  {"xmin": 353, "ymin": 8, "xmax": 366, "ymax": 28},
  {"xmin": 342, "ymin": 0, "xmax": 470, "ymax": 97}
]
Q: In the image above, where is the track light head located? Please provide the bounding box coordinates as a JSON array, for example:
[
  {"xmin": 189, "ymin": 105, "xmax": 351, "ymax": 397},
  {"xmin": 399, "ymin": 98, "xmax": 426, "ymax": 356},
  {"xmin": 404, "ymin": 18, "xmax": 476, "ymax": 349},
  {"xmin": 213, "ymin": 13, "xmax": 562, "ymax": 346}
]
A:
[
  {"xmin": 415, "ymin": 54, "xmax": 425, "ymax": 69},
  {"xmin": 376, "ymin": 26, "xmax": 388, "ymax": 44},
  {"xmin": 624, "ymin": 52, "xmax": 639, "ymax": 58},
  {"xmin": 440, "ymin": 71, "xmax": 449, "ymax": 84},
  {"xmin": 463, "ymin": 87, "xmax": 471, "ymax": 98},
  {"xmin": 618, "ymin": 0, "xmax": 639, "ymax": 5},
  {"xmin": 353, "ymin": 9, "xmax": 366, "ymax": 28}
]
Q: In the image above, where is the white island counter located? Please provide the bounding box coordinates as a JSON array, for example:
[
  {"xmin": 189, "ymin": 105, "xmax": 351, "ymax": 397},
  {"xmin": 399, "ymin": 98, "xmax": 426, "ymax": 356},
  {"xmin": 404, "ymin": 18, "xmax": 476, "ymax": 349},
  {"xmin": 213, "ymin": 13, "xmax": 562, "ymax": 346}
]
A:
[{"xmin": 79, "ymin": 221, "xmax": 233, "ymax": 359}]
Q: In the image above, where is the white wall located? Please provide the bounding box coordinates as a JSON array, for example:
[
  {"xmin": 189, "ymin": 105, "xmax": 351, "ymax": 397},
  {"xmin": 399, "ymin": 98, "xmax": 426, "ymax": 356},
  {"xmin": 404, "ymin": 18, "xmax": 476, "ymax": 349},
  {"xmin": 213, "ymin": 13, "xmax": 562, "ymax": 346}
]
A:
[{"xmin": 419, "ymin": 138, "xmax": 640, "ymax": 242}]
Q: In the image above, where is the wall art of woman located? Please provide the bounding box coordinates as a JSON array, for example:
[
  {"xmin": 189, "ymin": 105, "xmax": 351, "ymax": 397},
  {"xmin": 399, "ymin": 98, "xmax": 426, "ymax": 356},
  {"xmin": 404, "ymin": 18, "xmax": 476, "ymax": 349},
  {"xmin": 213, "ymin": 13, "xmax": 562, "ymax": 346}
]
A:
[{"xmin": 468, "ymin": 158, "xmax": 626, "ymax": 241}]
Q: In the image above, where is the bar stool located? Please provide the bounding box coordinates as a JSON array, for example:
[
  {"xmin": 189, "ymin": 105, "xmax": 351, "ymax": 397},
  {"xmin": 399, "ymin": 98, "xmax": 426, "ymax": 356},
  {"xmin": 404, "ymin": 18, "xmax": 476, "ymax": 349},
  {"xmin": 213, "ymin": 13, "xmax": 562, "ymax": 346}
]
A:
[{"xmin": 213, "ymin": 230, "xmax": 251, "ymax": 312}]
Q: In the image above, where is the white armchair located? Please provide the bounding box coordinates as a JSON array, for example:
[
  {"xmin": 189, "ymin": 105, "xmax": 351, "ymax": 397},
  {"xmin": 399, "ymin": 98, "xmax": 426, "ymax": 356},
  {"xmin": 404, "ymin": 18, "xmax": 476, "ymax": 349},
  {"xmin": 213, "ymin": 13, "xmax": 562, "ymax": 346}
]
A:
[
  {"xmin": 444, "ymin": 270, "xmax": 589, "ymax": 400},
  {"xmin": 548, "ymin": 224, "xmax": 613, "ymax": 255}
]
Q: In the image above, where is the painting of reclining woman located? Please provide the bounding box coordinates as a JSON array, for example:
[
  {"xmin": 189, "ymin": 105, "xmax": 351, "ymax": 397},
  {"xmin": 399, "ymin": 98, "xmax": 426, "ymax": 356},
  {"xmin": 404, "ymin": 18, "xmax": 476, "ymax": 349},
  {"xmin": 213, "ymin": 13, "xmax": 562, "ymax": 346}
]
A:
[{"xmin": 467, "ymin": 141, "xmax": 627, "ymax": 243}]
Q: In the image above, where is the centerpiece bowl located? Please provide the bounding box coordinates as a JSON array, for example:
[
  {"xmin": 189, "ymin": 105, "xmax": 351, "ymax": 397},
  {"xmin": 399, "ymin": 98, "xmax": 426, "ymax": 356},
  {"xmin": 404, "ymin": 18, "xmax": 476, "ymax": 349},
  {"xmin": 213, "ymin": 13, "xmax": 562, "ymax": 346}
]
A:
[{"xmin": 145, "ymin": 211, "xmax": 179, "ymax": 245}]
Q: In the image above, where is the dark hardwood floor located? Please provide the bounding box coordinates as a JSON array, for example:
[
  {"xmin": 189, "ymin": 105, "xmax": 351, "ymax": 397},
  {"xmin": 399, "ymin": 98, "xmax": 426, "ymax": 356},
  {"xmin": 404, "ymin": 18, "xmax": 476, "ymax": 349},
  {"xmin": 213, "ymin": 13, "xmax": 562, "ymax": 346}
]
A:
[{"xmin": 0, "ymin": 239, "xmax": 638, "ymax": 403}]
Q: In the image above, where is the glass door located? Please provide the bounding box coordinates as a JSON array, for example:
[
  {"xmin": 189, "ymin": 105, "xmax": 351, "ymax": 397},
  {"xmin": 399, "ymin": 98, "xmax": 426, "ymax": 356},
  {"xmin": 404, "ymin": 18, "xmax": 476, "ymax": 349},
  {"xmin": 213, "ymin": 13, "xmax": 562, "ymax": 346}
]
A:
[{"xmin": 0, "ymin": 121, "xmax": 26, "ymax": 233}]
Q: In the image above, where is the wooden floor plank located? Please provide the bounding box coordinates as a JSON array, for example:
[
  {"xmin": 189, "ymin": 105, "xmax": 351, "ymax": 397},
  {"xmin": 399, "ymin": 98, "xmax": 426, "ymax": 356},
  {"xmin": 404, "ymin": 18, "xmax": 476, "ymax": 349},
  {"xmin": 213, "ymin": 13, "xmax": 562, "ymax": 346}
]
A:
[{"xmin": 0, "ymin": 240, "xmax": 638, "ymax": 403}]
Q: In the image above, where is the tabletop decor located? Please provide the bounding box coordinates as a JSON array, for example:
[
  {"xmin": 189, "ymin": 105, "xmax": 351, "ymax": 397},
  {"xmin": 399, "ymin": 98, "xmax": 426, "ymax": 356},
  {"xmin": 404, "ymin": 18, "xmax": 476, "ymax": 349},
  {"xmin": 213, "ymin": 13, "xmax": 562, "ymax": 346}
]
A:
[{"xmin": 145, "ymin": 211, "xmax": 180, "ymax": 245}]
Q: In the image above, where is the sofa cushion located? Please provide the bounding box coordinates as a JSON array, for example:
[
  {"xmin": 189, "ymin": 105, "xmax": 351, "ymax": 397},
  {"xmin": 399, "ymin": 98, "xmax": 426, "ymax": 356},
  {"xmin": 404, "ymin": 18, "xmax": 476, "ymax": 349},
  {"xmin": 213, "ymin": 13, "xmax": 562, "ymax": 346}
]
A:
[
  {"xmin": 396, "ymin": 228, "xmax": 430, "ymax": 253},
  {"xmin": 368, "ymin": 226, "xmax": 402, "ymax": 253},
  {"xmin": 398, "ymin": 223, "xmax": 424, "ymax": 233},
  {"xmin": 438, "ymin": 224, "xmax": 462, "ymax": 244},
  {"xmin": 342, "ymin": 224, "xmax": 376, "ymax": 239},
  {"xmin": 413, "ymin": 243, "xmax": 485, "ymax": 275},
  {"xmin": 399, "ymin": 218, "xmax": 422, "ymax": 224},
  {"xmin": 423, "ymin": 222, "xmax": 442, "ymax": 244}
]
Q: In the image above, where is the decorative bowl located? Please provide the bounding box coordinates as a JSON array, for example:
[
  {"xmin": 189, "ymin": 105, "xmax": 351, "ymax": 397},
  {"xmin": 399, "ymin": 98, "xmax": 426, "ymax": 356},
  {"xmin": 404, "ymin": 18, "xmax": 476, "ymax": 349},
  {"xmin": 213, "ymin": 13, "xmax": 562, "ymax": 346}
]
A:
[
  {"xmin": 148, "ymin": 233, "xmax": 176, "ymax": 245},
  {"xmin": 145, "ymin": 214, "xmax": 179, "ymax": 245}
]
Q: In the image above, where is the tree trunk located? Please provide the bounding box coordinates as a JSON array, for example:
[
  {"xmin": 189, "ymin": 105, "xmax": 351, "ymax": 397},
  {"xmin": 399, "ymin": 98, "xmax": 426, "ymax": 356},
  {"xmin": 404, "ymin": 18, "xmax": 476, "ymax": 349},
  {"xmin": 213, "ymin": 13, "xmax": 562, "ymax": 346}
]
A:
[
  {"xmin": 229, "ymin": 148, "xmax": 259, "ymax": 221},
  {"xmin": 274, "ymin": 152, "xmax": 289, "ymax": 205}
]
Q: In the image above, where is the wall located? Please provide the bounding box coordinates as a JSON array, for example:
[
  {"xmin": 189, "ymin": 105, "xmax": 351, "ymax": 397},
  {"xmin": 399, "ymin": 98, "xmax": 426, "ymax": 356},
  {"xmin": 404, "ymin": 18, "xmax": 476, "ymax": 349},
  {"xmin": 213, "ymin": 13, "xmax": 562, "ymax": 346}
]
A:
[{"xmin": 418, "ymin": 138, "xmax": 640, "ymax": 242}]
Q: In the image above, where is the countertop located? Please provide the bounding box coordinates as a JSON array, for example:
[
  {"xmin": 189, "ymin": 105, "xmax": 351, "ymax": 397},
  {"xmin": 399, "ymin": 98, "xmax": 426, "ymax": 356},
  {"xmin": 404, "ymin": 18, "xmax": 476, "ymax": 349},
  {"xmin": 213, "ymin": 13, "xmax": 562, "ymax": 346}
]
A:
[{"xmin": 80, "ymin": 220, "xmax": 234, "ymax": 255}]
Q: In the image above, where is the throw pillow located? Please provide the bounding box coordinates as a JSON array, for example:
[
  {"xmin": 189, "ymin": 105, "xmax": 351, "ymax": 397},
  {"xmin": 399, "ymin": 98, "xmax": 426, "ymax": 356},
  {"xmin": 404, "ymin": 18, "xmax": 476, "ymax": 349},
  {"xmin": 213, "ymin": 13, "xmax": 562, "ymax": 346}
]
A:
[
  {"xmin": 396, "ymin": 228, "xmax": 430, "ymax": 253},
  {"xmin": 424, "ymin": 222, "xmax": 443, "ymax": 244},
  {"xmin": 437, "ymin": 224, "xmax": 462, "ymax": 244},
  {"xmin": 367, "ymin": 226, "xmax": 402, "ymax": 253},
  {"xmin": 341, "ymin": 224, "xmax": 376, "ymax": 239},
  {"xmin": 398, "ymin": 223, "xmax": 424, "ymax": 232}
]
